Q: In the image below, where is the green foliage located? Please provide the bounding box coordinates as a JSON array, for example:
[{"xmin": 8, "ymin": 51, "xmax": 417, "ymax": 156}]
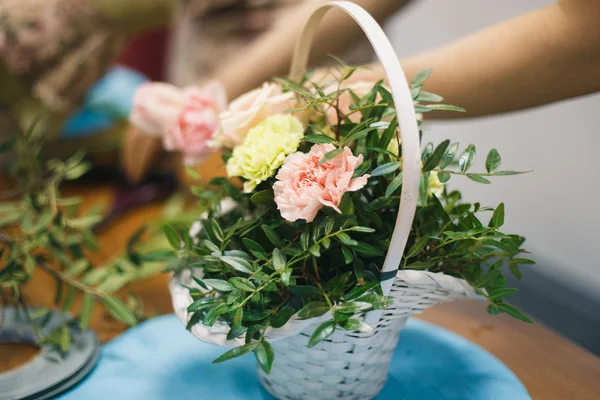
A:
[
  {"xmin": 174, "ymin": 65, "xmax": 533, "ymax": 371},
  {"xmin": 0, "ymin": 119, "xmax": 162, "ymax": 353}
]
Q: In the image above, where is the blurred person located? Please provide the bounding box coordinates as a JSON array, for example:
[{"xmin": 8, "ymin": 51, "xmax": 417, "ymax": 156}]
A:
[
  {"xmin": 123, "ymin": 0, "xmax": 600, "ymax": 178},
  {"xmin": 214, "ymin": 0, "xmax": 600, "ymax": 116}
]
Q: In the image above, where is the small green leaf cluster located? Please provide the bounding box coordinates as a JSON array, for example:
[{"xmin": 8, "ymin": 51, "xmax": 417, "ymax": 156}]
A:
[{"xmin": 171, "ymin": 65, "xmax": 534, "ymax": 370}]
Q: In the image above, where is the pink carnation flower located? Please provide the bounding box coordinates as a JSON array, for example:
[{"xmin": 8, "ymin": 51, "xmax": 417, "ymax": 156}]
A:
[
  {"xmin": 129, "ymin": 81, "xmax": 227, "ymax": 165},
  {"xmin": 164, "ymin": 82, "xmax": 227, "ymax": 165},
  {"xmin": 274, "ymin": 144, "xmax": 369, "ymax": 222}
]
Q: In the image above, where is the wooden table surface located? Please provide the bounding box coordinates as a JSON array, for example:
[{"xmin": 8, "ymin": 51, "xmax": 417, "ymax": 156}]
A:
[{"xmin": 3, "ymin": 182, "xmax": 600, "ymax": 400}]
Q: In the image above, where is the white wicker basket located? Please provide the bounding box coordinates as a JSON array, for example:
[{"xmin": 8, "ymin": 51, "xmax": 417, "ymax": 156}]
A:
[{"xmin": 170, "ymin": 2, "xmax": 481, "ymax": 399}]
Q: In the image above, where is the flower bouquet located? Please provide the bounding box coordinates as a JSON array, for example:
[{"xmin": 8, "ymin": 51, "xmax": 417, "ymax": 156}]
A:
[{"xmin": 132, "ymin": 3, "xmax": 534, "ymax": 399}]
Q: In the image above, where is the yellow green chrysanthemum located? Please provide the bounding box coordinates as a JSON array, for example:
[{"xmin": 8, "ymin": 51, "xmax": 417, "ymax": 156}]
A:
[{"xmin": 226, "ymin": 114, "xmax": 304, "ymax": 192}]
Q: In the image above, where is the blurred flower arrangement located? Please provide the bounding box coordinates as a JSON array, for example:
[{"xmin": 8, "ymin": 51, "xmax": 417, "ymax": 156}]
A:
[{"xmin": 131, "ymin": 65, "xmax": 534, "ymax": 373}]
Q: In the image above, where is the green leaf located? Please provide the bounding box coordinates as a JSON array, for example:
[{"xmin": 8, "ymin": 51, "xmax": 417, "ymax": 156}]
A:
[
  {"xmin": 364, "ymin": 196, "xmax": 395, "ymax": 212},
  {"xmin": 187, "ymin": 298, "xmax": 219, "ymax": 312},
  {"xmin": 324, "ymin": 217, "xmax": 335, "ymax": 235},
  {"xmin": 489, "ymin": 203, "xmax": 505, "ymax": 228},
  {"xmin": 467, "ymin": 174, "xmax": 491, "ymax": 184},
  {"xmin": 303, "ymin": 133, "xmax": 337, "ymax": 144},
  {"xmin": 337, "ymin": 232, "xmax": 357, "ymax": 246},
  {"xmin": 30, "ymin": 309, "xmax": 50, "ymax": 320},
  {"xmin": 59, "ymin": 325, "xmax": 71, "ymax": 353},
  {"xmin": 437, "ymin": 171, "xmax": 450, "ymax": 183},
  {"xmin": 297, "ymin": 301, "xmax": 330, "ymax": 319},
  {"xmin": 164, "ymin": 224, "xmax": 181, "ymax": 249},
  {"xmin": 271, "ymin": 308, "xmax": 296, "ymax": 328},
  {"xmin": 212, "ymin": 343, "xmax": 257, "ymax": 363},
  {"xmin": 309, "ymin": 243, "xmax": 321, "ymax": 257},
  {"xmin": 318, "ymin": 148, "xmax": 344, "ymax": 165},
  {"xmin": 422, "ymin": 142, "xmax": 434, "ymax": 161},
  {"xmin": 261, "ymin": 225, "xmax": 284, "ymax": 247},
  {"xmin": 489, "ymin": 288, "xmax": 518, "ymax": 300},
  {"xmin": 210, "ymin": 219, "xmax": 225, "ymax": 243},
  {"xmin": 411, "ymin": 68, "xmax": 432, "ymax": 88},
  {"xmin": 344, "ymin": 282, "xmax": 380, "ymax": 301},
  {"xmin": 377, "ymin": 85, "xmax": 395, "ymax": 107},
  {"xmin": 440, "ymin": 142, "xmax": 459, "ymax": 169},
  {"xmin": 335, "ymin": 301, "xmax": 372, "ymax": 314},
  {"xmin": 308, "ymin": 321, "xmax": 335, "ymax": 347},
  {"xmin": 509, "ymin": 263, "xmax": 523, "ymax": 279},
  {"xmin": 102, "ymin": 296, "xmax": 137, "ymax": 326},
  {"xmin": 459, "ymin": 144, "xmax": 476, "ymax": 173},
  {"xmin": 250, "ymin": 190, "xmax": 274, "ymax": 205},
  {"xmin": 493, "ymin": 170, "xmax": 529, "ymax": 176},
  {"xmin": 62, "ymin": 287, "xmax": 76, "ymax": 314},
  {"xmin": 341, "ymin": 246, "xmax": 354, "ymax": 264},
  {"xmin": 384, "ymin": 172, "xmax": 403, "ymax": 197},
  {"xmin": 379, "ymin": 117, "xmax": 398, "ymax": 150},
  {"xmin": 65, "ymin": 215, "xmax": 102, "ymax": 229},
  {"xmin": 405, "ymin": 261, "xmax": 436, "ymax": 269},
  {"xmin": 281, "ymin": 268, "xmax": 292, "ymax": 286},
  {"xmin": 242, "ymin": 238, "xmax": 267, "ymax": 260},
  {"xmin": 272, "ymin": 248, "xmax": 286, "ymax": 271},
  {"xmin": 350, "ymin": 242, "xmax": 384, "ymax": 257},
  {"xmin": 485, "ymin": 149, "xmax": 502, "ymax": 174},
  {"xmin": 347, "ymin": 226, "xmax": 376, "ymax": 233},
  {"xmin": 203, "ymin": 279, "xmax": 234, "ymax": 292},
  {"xmin": 511, "ymin": 258, "xmax": 536, "ymax": 265},
  {"xmin": 64, "ymin": 162, "xmax": 91, "ymax": 180},
  {"xmin": 227, "ymin": 325, "xmax": 248, "ymax": 341},
  {"xmin": 475, "ymin": 269, "xmax": 502, "ymax": 288},
  {"xmin": 406, "ymin": 235, "xmax": 429, "ymax": 258},
  {"xmin": 414, "ymin": 104, "xmax": 432, "ymax": 113},
  {"xmin": 66, "ymin": 259, "xmax": 89, "ymax": 277},
  {"xmin": 357, "ymin": 294, "xmax": 394, "ymax": 309},
  {"xmin": 426, "ymin": 104, "xmax": 466, "ymax": 112},
  {"xmin": 79, "ymin": 292, "xmax": 94, "ymax": 330},
  {"xmin": 353, "ymin": 159, "xmax": 372, "ymax": 177},
  {"xmin": 219, "ymin": 256, "xmax": 253, "ymax": 274},
  {"xmin": 423, "ymin": 140, "xmax": 450, "ymax": 172},
  {"xmin": 416, "ymin": 91, "xmax": 443, "ymax": 103},
  {"xmin": 497, "ymin": 303, "xmax": 533, "ymax": 323},
  {"xmin": 487, "ymin": 304, "xmax": 501, "ymax": 315},
  {"xmin": 254, "ymin": 341, "xmax": 275, "ymax": 373},
  {"xmin": 343, "ymin": 318, "xmax": 374, "ymax": 333},
  {"xmin": 229, "ymin": 277, "xmax": 256, "ymax": 292},
  {"xmin": 371, "ymin": 162, "xmax": 400, "ymax": 177}
]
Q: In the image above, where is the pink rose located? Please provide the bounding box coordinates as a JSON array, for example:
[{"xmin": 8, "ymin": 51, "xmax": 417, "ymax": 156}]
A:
[
  {"xmin": 325, "ymin": 81, "xmax": 380, "ymax": 125},
  {"xmin": 164, "ymin": 82, "xmax": 227, "ymax": 165},
  {"xmin": 216, "ymin": 83, "xmax": 299, "ymax": 148},
  {"xmin": 274, "ymin": 144, "xmax": 369, "ymax": 223}
]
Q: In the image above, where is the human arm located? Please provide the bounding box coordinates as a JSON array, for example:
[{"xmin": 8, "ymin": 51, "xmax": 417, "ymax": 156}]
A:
[
  {"xmin": 351, "ymin": 0, "xmax": 600, "ymax": 118},
  {"xmin": 211, "ymin": 0, "xmax": 412, "ymax": 99}
]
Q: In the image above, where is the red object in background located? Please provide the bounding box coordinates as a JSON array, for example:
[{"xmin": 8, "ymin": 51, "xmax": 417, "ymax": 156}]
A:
[{"xmin": 116, "ymin": 29, "xmax": 168, "ymax": 81}]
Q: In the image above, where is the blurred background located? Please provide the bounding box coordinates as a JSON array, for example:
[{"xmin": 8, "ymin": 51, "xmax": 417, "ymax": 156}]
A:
[{"xmin": 385, "ymin": 0, "xmax": 600, "ymax": 354}]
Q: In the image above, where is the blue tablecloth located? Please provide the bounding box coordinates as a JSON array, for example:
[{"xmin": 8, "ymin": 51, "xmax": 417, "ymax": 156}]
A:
[{"xmin": 59, "ymin": 314, "xmax": 530, "ymax": 400}]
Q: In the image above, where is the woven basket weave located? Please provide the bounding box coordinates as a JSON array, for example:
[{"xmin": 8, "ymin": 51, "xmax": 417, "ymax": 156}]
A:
[{"xmin": 170, "ymin": 2, "xmax": 481, "ymax": 399}]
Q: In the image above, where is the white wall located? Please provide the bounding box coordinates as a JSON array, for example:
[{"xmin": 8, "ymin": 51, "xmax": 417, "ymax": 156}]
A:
[{"xmin": 384, "ymin": 0, "xmax": 600, "ymax": 298}]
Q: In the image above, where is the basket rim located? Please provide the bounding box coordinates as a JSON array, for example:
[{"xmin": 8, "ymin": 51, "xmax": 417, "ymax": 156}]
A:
[{"xmin": 169, "ymin": 267, "xmax": 479, "ymax": 349}]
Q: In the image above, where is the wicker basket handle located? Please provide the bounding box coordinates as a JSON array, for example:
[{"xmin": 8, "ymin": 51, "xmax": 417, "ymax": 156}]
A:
[{"xmin": 290, "ymin": 1, "xmax": 421, "ymax": 297}]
